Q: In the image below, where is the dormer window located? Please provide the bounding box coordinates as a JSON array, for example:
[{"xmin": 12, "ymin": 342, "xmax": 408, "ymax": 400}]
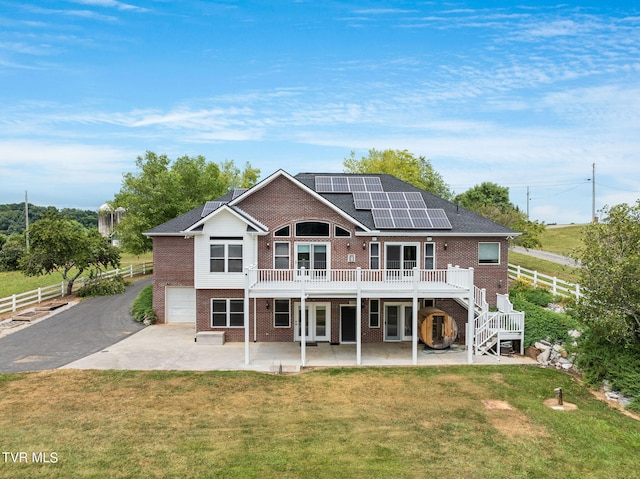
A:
[{"xmin": 295, "ymin": 221, "xmax": 330, "ymax": 237}]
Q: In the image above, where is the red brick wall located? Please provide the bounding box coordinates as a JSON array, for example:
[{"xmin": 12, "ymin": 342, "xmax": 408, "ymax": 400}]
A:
[
  {"xmin": 196, "ymin": 289, "xmax": 247, "ymax": 341},
  {"xmin": 152, "ymin": 174, "xmax": 510, "ymax": 341},
  {"xmin": 152, "ymin": 236, "xmax": 194, "ymax": 324}
]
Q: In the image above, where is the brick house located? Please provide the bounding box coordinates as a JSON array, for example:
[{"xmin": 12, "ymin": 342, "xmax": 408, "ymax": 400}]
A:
[{"xmin": 146, "ymin": 170, "xmax": 524, "ymax": 365}]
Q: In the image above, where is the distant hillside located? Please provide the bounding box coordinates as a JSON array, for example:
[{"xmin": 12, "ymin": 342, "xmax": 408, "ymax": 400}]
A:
[
  {"xmin": 539, "ymin": 224, "xmax": 586, "ymax": 256},
  {"xmin": 0, "ymin": 204, "xmax": 98, "ymax": 236}
]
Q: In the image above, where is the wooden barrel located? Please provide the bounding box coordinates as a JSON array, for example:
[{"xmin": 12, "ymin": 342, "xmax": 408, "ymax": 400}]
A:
[{"xmin": 418, "ymin": 307, "xmax": 458, "ymax": 349}]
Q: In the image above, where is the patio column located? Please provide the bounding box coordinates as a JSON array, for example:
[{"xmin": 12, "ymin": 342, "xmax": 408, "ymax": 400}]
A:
[
  {"xmin": 356, "ymin": 267, "xmax": 362, "ymax": 366},
  {"xmin": 467, "ymin": 294, "xmax": 474, "ymax": 364},
  {"xmin": 244, "ymin": 267, "xmax": 251, "ymax": 365},
  {"xmin": 412, "ymin": 267, "xmax": 418, "ymax": 365},
  {"xmin": 300, "ymin": 267, "xmax": 306, "ymax": 367}
]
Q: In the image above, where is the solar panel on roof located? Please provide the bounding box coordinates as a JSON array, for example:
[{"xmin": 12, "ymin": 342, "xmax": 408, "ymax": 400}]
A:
[
  {"xmin": 388, "ymin": 192, "xmax": 407, "ymax": 208},
  {"xmin": 333, "ymin": 177, "xmax": 349, "ymax": 192},
  {"xmin": 353, "ymin": 192, "xmax": 373, "ymax": 209},
  {"xmin": 364, "ymin": 177, "xmax": 384, "ymax": 191},
  {"xmin": 405, "ymin": 192, "xmax": 427, "ymax": 208},
  {"xmin": 391, "ymin": 209, "xmax": 413, "ymax": 228},
  {"xmin": 371, "ymin": 207, "xmax": 452, "ymax": 229},
  {"xmin": 314, "ymin": 176, "xmax": 384, "ymax": 192},
  {"xmin": 371, "ymin": 192, "xmax": 390, "ymax": 208},
  {"xmin": 232, "ymin": 188, "xmax": 248, "ymax": 199},
  {"xmin": 315, "ymin": 176, "xmax": 333, "ymax": 192},
  {"xmin": 409, "ymin": 209, "xmax": 432, "ymax": 228},
  {"xmin": 348, "ymin": 177, "xmax": 366, "ymax": 191},
  {"xmin": 201, "ymin": 201, "xmax": 225, "ymax": 217},
  {"xmin": 371, "ymin": 209, "xmax": 394, "ymax": 229},
  {"xmin": 427, "ymin": 209, "xmax": 453, "ymax": 229}
]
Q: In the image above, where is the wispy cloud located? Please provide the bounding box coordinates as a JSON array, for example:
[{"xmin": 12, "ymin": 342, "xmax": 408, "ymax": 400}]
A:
[{"xmin": 69, "ymin": 0, "xmax": 149, "ymax": 13}]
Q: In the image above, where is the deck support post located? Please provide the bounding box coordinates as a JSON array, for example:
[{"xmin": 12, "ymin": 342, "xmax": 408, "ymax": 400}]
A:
[
  {"xmin": 356, "ymin": 267, "xmax": 362, "ymax": 366},
  {"xmin": 467, "ymin": 294, "xmax": 475, "ymax": 364},
  {"xmin": 300, "ymin": 267, "xmax": 306, "ymax": 368},
  {"xmin": 412, "ymin": 267, "xmax": 419, "ymax": 365},
  {"xmin": 244, "ymin": 267, "xmax": 251, "ymax": 365}
]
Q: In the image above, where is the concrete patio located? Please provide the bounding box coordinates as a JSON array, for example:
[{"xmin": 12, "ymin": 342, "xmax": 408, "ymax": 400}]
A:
[{"xmin": 63, "ymin": 323, "xmax": 536, "ymax": 373}]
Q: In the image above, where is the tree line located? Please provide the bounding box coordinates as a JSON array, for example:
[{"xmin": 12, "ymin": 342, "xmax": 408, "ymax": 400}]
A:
[{"xmin": 0, "ymin": 204, "xmax": 98, "ymax": 236}]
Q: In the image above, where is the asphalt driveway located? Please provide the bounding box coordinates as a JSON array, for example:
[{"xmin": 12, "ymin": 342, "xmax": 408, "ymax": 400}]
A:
[{"xmin": 0, "ymin": 278, "xmax": 150, "ymax": 373}]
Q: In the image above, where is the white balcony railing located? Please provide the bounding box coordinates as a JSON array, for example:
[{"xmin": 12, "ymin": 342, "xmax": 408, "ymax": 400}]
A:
[{"xmin": 247, "ymin": 265, "xmax": 474, "ymax": 294}]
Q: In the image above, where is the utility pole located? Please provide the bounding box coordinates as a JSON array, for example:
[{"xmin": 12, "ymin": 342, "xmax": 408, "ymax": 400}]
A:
[
  {"xmin": 592, "ymin": 163, "xmax": 596, "ymax": 223},
  {"xmin": 526, "ymin": 186, "xmax": 530, "ymax": 220},
  {"xmin": 25, "ymin": 190, "xmax": 30, "ymax": 251}
]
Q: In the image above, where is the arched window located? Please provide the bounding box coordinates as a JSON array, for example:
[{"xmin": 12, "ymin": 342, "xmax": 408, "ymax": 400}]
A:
[
  {"xmin": 274, "ymin": 225, "xmax": 290, "ymax": 237},
  {"xmin": 334, "ymin": 225, "xmax": 351, "ymax": 237},
  {"xmin": 295, "ymin": 221, "xmax": 330, "ymax": 237}
]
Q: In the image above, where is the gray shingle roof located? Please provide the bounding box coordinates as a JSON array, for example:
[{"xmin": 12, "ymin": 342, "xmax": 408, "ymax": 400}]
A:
[
  {"xmin": 295, "ymin": 172, "xmax": 517, "ymax": 235},
  {"xmin": 145, "ymin": 171, "xmax": 518, "ymax": 236}
]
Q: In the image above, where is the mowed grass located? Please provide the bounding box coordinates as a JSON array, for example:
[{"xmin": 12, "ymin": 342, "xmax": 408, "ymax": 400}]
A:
[
  {"xmin": 0, "ymin": 367, "xmax": 638, "ymax": 479},
  {"xmin": 539, "ymin": 224, "xmax": 586, "ymax": 256},
  {"xmin": 509, "ymin": 224, "xmax": 587, "ymax": 284},
  {"xmin": 0, "ymin": 252, "xmax": 152, "ymax": 298},
  {"xmin": 508, "ymin": 251, "xmax": 581, "ymax": 284}
]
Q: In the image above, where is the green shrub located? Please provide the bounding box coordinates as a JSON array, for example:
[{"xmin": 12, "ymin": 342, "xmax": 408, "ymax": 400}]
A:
[
  {"xmin": 509, "ymin": 279, "xmax": 556, "ymax": 306},
  {"xmin": 131, "ymin": 284, "xmax": 156, "ymax": 324},
  {"xmin": 509, "ymin": 283, "xmax": 581, "ymax": 347},
  {"xmin": 576, "ymin": 333, "xmax": 640, "ymax": 412},
  {"xmin": 77, "ymin": 275, "xmax": 127, "ymax": 297}
]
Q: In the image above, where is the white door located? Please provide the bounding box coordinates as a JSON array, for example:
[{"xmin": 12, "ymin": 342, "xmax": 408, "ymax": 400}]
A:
[
  {"xmin": 296, "ymin": 243, "xmax": 329, "ymax": 279},
  {"xmin": 166, "ymin": 287, "xmax": 196, "ymax": 323},
  {"xmin": 384, "ymin": 303, "xmax": 413, "ymax": 341},
  {"xmin": 294, "ymin": 302, "xmax": 331, "ymax": 341},
  {"xmin": 385, "ymin": 244, "xmax": 418, "ymax": 280}
]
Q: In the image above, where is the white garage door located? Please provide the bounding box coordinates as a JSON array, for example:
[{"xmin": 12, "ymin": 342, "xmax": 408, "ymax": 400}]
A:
[{"xmin": 166, "ymin": 287, "xmax": 196, "ymax": 323}]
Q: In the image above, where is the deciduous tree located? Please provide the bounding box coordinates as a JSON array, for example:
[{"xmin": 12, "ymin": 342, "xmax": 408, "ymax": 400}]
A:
[
  {"xmin": 455, "ymin": 182, "xmax": 545, "ymax": 248},
  {"xmin": 344, "ymin": 149, "xmax": 453, "ymax": 200},
  {"xmin": 573, "ymin": 201, "xmax": 640, "ymax": 345},
  {"xmin": 111, "ymin": 151, "xmax": 260, "ymax": 254},
  {"xmin": 21, "ymin": 211, "xmax": 120, "ymax": 295}
]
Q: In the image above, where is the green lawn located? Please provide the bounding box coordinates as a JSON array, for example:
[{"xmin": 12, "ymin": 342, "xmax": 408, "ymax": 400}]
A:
[
  {"xmin": 508, "ymin": 251, "xmax": 581, "ymax": 284},
  {"xmin": 0, "ymin": 252, "xmax": 152, "ymax": 298},
  {"xmin": 0, "ymin": 367, "xmax": 638, "ymax": 478},
  {"xmin": 539, "ymin": 224, "xmax": 587, "ymax": 256},
  {"xmin": 508, "ymin": 224, "xmax": 586, "ymax": 284}
]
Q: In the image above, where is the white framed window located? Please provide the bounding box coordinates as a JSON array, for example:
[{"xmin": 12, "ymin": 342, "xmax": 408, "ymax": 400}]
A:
[
  {"xmin": 274, "ymin": 225, "xmax": 290, "ymax": 237},
  {"xmin": 274, "ymin": 242, "xmax": 290, "ymax": 269},
  {"xmin": 210, "ymin": 241, "xmax": 243, "ymax": 273},
  {"xmin": 424, "ymin": 242, "xmax": 435, "ymax": 270},
  {"xmin": 478, "ymin": 242, "xmax": 500, "ymax": 264},
  {"xmin": 334, "ymin": 225, "xmax": 351, "ymax": 237},
  {"xmin": 295, "ymin": 221, "xmax": 330, "ymax": 237},
  {"xmin": 274, "ymin": 299, "xmax": 291, "ymax": 328},
  {"xmin": 369, "ymin": 242, "xmax": 380, "ymax": 269},
  {"xmin": 211, "ymin": 299, "xmax": 244, "ymax": 327},
  {"xmin": 369, "ymin": 299, "xmax": 380, "ymax": 328}
]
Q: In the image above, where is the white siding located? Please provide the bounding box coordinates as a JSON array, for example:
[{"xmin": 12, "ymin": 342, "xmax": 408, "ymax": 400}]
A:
[{"xmin": 194, "ymin": 209, "xmax": 257, "ymax": 289}]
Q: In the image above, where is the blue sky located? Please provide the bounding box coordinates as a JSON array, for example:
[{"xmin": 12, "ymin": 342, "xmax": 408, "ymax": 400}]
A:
[{"xmin": 1, "ymin": 1, "xmax": 639, "ymax": 224}]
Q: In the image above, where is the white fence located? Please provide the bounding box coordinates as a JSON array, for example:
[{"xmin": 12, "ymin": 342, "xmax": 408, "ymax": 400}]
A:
[
  {"xmin": 508, "ymin": 263, "xmax": 581, "ymax": 299},
  {"xmin": 0, "ymin": 262, "xmax": 153, "ymax": 315}
]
